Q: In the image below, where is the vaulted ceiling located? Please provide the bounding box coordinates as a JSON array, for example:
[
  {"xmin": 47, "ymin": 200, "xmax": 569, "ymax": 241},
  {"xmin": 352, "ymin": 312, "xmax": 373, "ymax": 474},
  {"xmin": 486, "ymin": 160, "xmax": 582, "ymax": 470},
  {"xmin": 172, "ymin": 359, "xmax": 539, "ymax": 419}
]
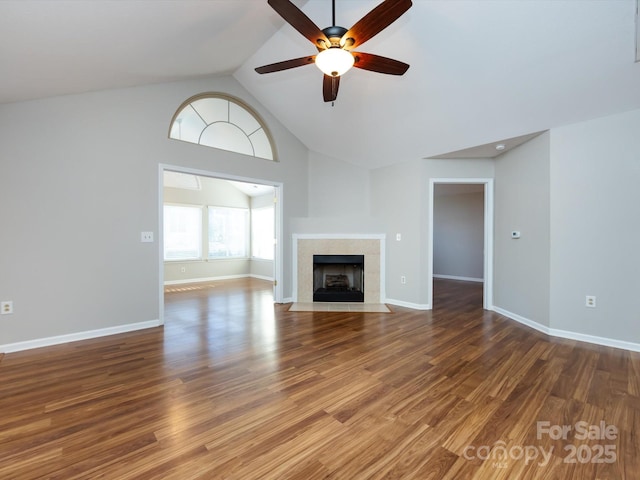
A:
[{"xmin": 2, "ymin": 0, "xmax": 639, "ymax": 169}]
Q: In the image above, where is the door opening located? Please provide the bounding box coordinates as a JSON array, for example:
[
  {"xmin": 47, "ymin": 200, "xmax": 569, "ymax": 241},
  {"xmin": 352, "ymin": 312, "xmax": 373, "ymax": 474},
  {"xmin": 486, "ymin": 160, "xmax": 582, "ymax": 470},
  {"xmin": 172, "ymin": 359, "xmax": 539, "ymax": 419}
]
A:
[
  {"xmin": 158, "ymin": 164, "xmax": 284, "ymax": 325},
  {"xmin": 428, "ymin": 178, "xmax": 493, "ymax": 310}
]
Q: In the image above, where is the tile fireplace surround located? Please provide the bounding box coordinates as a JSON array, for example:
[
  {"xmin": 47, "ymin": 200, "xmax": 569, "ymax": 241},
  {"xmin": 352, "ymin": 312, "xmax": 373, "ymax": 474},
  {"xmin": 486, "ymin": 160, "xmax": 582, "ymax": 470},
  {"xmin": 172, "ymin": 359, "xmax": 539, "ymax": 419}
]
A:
[{"xmin": 292, "ymin": 234, "xmax": 385, "ymax": 304}]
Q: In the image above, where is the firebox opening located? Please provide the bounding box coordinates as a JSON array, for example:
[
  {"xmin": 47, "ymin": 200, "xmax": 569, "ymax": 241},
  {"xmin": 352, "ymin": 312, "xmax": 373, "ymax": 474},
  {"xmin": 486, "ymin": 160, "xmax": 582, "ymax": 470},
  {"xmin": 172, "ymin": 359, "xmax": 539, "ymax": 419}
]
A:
[{"xmin": 313, "ymin": 254, "xmax": 364, "ymax": 302}]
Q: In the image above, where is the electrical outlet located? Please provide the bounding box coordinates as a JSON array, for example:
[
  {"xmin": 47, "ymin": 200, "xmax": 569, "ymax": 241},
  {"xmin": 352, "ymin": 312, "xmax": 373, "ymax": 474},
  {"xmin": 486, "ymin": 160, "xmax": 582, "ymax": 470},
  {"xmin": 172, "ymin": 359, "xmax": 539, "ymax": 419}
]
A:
[
  {"xmin": 401, "ymin": 276, "xmax": 406, "ymax": 284},
  {"xmin": 1, "ymin": 301, "xmax": 13, "ymax": 315},
  {"xmin": 141, "ymin": 232, "xmax": 154, "ymax": 243},
  {"xmin": 396, "ymin": 233, "xmax": 402, "ymax": 241},
  {"xmin": 585, "ymin": 295, "xmax": 596, "ymax": 308}
]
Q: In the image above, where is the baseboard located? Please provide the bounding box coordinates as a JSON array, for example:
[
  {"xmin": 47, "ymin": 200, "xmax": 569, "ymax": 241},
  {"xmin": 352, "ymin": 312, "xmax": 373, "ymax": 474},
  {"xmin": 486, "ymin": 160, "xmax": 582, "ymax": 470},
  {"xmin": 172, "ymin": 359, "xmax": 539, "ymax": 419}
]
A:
[
  {"xmin": 164, "ymin": 274, "xmax": 274, "ymax": 286},
  {"xmin": 550, "ymin": 327, "xmax": 640, "ymax": 353},
  {"xmin": 164, "ymin": 274, "xmax": 248, "ymax": 285},
  {"xmin": 491, "ymin": 306, "xmax": 640, "ymax": 353},
  {"xmin": 491, "ymin": 306, "xmax": 550, "ymax": 335},
  {"xmin": 249, "ymin": 274, "xmax": 274, "ymax": 281},
  {"xmin": 385, "ymin": 298, "xmax": 430, "ymax": 310},
  {"xmin": 0, "ymin": 319, "xmax": 162, "ymax": 354},
  {"xmin": 433, "ymin": 274, "xmax": 484, "ymax": 283}
]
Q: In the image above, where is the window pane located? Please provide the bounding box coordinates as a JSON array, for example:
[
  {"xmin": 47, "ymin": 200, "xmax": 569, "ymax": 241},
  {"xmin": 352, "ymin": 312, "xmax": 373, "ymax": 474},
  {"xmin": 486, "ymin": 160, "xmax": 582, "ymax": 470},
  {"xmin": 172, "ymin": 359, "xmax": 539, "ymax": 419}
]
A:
[
  {"xmin": 208, "ymin": 207, "xmax": 248, "ymax": 258},
  {"xmin": 251, "ymin": 206, "xmax": 274, "ymax": 260},
  {"xmin": 170, "ymin": 106, "xmax": 206, "ymax": 144},
  {"xmin": 249, "ymin": 129, "xmax": 274, "ymax": 160},
  {"xmin": 164, "ymin": 205, "xmax": 202, "ymax": 260},
  {"xmin": 230, "ymin": 102, "xmax": 260, "ymax": 135},
  {"xmin": 200, "ymin": 123, "xmax": 254, "ymax": 157},
  {"xmin": 191, "ymin": 98, "xmax": 228, "ymax": 125}
]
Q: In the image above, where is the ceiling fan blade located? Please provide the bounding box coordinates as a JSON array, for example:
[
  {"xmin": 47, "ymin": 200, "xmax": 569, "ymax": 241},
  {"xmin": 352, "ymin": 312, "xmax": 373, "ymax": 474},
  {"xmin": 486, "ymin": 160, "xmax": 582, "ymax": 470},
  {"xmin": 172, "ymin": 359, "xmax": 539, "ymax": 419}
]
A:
[
  {"xmin": 323, "ymin": 75, "xmax": 340, "ymax": 102},
  {"xmin": 341, "ymin": 0, "xmax": 412, "ymax": 50},
  {"xmin": 268, "ymin": 0, "xmax": 330, "ymax": 49},
  {"xmin": 352, "ymin": 52, "xmax": 409, "ymax": 75},
  {"xmin": 255, "ymin": 56, "xmax": 316, "ymax": 74}
]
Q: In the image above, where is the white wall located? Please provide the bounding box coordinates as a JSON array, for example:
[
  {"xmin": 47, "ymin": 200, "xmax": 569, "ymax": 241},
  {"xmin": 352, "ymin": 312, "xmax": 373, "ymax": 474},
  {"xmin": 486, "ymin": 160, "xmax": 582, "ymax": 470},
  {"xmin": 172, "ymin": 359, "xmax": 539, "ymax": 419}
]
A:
[
  {"xmin": 370, "ymin": 158, "xmax": 494, "ymax": 308},
  {"xmin": 433, "ymin": 189, "xmax": 484, "ymax": 280},
  {"xmin": 251, "ymin": 192, "xmax": 274, "ymax": 208},
  {"xmin": 308, "ymin": 150, "xmax": 369, "ymax": 218},
  {"xmin": 550, "ymin": 109, "xmax": 640, "ymax": 343},
  {"xmin": 291, "ymin": 149, "xmax": 384, "ymax": 239},
  {"xmin": 370, "ymin": 160, "xmax": 425, "ymax": 306},
  {"xmin": 0, "ymin": 75, "xmax": 308, "ymax": 349},
  {"xmin": 493, "ymin": 132, "xmax": 551, "ymax": 327}
]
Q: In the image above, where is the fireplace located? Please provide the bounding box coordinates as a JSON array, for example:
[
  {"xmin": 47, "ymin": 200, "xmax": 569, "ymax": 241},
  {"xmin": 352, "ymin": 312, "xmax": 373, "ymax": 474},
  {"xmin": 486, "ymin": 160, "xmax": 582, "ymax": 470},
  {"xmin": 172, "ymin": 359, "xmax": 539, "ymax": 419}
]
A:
[
  {"xmin": 293, "ymin": 234, "xmax": 385, "ymax": 304},
  {"xmin": 313, "ymin": 254, "xmax": 364, "ymax": 302}
]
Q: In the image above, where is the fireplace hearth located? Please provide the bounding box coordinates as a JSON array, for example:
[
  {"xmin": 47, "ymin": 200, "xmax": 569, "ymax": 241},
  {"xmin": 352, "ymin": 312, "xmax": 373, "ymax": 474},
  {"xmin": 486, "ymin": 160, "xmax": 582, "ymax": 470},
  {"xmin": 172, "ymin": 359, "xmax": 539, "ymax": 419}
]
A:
[{"xmin": 313, "ymin": 254, "xmax": 364, "ymax": 302}]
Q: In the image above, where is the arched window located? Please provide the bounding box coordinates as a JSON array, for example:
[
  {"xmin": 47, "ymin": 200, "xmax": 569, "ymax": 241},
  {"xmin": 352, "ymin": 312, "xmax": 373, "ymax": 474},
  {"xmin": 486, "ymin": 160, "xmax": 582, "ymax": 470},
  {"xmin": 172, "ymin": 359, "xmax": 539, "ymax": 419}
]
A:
[{"xmin": 169, "ymin": 93, "xmax": 276, "ymax": 161}]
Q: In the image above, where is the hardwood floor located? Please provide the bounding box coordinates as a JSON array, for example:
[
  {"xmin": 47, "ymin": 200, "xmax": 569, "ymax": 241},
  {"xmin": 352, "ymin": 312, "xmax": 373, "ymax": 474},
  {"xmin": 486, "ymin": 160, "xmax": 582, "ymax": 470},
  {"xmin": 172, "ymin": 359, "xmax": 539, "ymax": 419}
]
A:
[{"xmin": 1, "ymin": 277, "xmax": 638, "ymax": 479}]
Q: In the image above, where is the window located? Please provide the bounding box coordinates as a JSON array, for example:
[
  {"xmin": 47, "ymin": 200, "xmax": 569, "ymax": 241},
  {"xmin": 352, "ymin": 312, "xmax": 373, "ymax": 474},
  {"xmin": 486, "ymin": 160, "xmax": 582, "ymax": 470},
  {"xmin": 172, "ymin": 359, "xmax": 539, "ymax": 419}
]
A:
[
  {"xmin": 208, "ymin": 207, "xmax": 249, "ymax": 259},
  {"xmin": 169, "ymin": 93, "xmax": 276, "ymax": 161},
  {"xmin": 251, "ymin": 206, "xmax": 275, "ymax": 260},
  {"xmin": 163, "ymin": 205, "xmax": 202, "ymax": 260}
]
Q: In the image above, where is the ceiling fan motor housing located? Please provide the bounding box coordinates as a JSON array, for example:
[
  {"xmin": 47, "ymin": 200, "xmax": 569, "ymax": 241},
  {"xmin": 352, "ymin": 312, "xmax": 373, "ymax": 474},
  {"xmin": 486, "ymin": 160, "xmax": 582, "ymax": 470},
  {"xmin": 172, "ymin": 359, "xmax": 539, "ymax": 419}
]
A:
[{"xmin": 321, "ymin": 25, "xmax": 349, "ymax": 47}]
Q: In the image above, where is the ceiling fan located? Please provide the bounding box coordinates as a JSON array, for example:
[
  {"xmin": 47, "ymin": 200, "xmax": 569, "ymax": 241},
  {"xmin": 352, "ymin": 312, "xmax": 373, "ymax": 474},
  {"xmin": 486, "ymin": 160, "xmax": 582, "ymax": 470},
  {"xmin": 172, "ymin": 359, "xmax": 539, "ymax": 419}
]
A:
[{"xmin": 255, "ymin": 0, "xmax": 412, "ymax": 103}]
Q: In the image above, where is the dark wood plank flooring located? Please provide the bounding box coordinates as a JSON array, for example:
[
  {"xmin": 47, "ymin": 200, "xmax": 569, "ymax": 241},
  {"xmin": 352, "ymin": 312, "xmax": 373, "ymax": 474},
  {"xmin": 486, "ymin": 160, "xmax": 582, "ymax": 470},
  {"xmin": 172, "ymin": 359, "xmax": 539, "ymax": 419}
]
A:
[{"xmin": 1, "ymin": 277, "xmax": 638, "ymax": 479}]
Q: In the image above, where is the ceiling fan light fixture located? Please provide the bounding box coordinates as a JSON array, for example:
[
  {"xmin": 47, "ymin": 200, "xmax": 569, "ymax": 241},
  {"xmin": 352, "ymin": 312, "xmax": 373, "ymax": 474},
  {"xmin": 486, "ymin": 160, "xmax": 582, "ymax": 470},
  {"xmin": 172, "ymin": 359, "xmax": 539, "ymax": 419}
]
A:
[
  {"xmin": 256, "ymin": 0, "xmax": 413, "ymax": 101},
  {"xmin": 315, "ymin": 47, "xmax": 354, "ymax": 77}
]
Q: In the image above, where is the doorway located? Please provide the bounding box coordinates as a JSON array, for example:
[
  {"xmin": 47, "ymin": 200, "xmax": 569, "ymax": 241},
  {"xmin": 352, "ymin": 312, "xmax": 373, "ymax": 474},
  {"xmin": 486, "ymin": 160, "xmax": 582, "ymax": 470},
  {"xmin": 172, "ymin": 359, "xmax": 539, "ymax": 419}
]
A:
[
  {"xmin": 158, "ymin": 164, "xmax": 283, "ymax": 325},
  {"xmin": 427, "ymin": 178, "xmax": 493, "ymax": 310}
]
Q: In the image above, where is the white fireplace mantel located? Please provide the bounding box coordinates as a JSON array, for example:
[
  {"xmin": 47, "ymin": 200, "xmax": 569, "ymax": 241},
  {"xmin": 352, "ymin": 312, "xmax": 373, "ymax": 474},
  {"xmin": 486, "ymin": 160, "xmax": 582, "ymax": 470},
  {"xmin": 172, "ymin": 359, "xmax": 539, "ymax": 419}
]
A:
[{"xmin": 292, "ymin": 234, "xmax": 386, "ymax": 303}]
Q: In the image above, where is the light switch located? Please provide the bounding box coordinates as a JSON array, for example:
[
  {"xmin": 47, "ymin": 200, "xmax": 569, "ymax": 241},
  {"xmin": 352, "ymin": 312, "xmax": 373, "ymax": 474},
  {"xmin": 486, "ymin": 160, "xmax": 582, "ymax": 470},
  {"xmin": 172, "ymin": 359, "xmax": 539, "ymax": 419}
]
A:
[{"xmin": 511, "ymin": 231, "xmax": 521, "ymax": 239}]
